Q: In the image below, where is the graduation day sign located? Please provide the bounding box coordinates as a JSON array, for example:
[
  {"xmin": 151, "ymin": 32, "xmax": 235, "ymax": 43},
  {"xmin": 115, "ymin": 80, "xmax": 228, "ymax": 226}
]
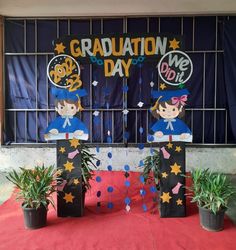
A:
[{"xmin": 52, "ymin": 33, "xmax": 183, "ymax": 77}]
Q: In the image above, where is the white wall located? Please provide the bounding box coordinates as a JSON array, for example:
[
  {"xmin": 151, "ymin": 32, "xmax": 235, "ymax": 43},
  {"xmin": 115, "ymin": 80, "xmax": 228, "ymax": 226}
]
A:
[
  {"xmin": 1, "ymin": 0, "xmax": 236, "ymax": 16},
  {"xmin": 0, "ymin": 146, "xmax": 236, "ymax": 174}
]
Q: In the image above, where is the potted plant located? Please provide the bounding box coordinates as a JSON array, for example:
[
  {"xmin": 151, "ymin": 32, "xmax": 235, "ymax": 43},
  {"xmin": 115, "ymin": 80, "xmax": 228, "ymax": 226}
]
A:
[
  {"xmin": 188, "ymin": 168, "xmax": 235, "ymax": 232},
  {"xmin": 80, "ymin": 144, "xmax": 98, "ymax": 205},
  {"xmin": 141, "ymin": 149, "xmax": 160, "ymax": 190},
  {"xmin": 6, "ymin": 165, "xmax": 60, "ymax": 230}
]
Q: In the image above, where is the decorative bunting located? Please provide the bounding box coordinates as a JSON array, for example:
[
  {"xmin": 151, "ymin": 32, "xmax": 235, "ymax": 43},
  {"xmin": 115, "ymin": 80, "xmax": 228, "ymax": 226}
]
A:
[
  {"xmin": 95, "ymin": 148, "xmax": 102, "ymax": 211},
  {"xmin": 150, "ymin": 81, "xmax": 155, "ymax": 88},
  {"xmin": 92, "ymin": 80, "xmax": 98, "ymax": 86},
  {"xmin": 93, "ymin": 110, "xmax": 100, "ymax": 116},
  {"xmin": 122, "ymin": 109, "xmax": 129, "ymax": 115},
  {"xmin": 137, "ymin": 101, "xmax": 144, "ymax": 108}
]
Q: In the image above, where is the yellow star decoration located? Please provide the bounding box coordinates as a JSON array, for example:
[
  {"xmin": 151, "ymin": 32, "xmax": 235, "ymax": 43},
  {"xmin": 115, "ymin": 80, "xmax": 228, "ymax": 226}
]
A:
[
  {"xmin": 59, "ymin": 147, "xmax": 66, "ymax": 153},
  {"xmin": 175, "ymin": 146, "xmax": 182, "ymax": 153},
  {"xmin": 54, "ymin": 42, "xmax": 66, "ymax": 54},
  {"xmin": 63, "ymin": 192, "xmax": 75, "ymax": 203},
  {"xmin": 166, "ymin": 142, "xmax": 173, "ymax": 149},
  {"xmin": 169, "ymin": 38, "xmax": 180, "ymax": 50},
  {"xmin": 73, "ymin": 178, "xmax": 80, "ymax": 185},
  {"xmin": 160, "ymin": 192, "xmax": 172, "ymax": 203},
  {"xmin": 161, "ymin": 172, "xmax": 168, "ymax": 178},
  {"xmin": 176, "ymin": 198, "xmax": 183, "ymax": 206},
  {"xmin": 170, "ymin": 162, "xmax": 182, "ymax": 175},
  {"xmin": 64, "ymin": 161, "xmax": 74, "ymax": 172},
  {"xmin": 70, "ymin": 138, "xmax": 80, "ymax": 148},
  {"xmin": 159, "ymin": 83, "xmax": 166, "ymax": 90}
]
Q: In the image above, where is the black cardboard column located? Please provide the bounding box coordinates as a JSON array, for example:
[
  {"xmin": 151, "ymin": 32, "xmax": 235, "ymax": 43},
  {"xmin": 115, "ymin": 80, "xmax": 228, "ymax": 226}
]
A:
[
  {"xmin": 57, "ymin": 140, "xmax": 84, "ymax": 217},
  {"xmin": 159, "ymin": 142, "xmax": 186, "ymax": 217}
]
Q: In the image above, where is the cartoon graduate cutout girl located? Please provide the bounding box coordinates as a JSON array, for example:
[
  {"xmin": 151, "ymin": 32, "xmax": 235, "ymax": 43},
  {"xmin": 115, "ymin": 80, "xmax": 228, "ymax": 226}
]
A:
[
  {"xmin": 44, "ymin": 88, "xmax": 89, "ymax": 141},
  {"xmin": 149, "ymin": 89, "xmax": 192, "ymax": 143}
]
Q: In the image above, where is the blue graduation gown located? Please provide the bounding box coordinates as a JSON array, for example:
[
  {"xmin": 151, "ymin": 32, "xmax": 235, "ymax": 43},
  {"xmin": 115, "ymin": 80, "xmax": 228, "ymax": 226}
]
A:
[
  {"xmin": 45, "ymin": 116, "xmax": 88, "ymax": 134},
  {"xmin": 151, "ymin": 118, "xmax": 191, "ymax": 135}
]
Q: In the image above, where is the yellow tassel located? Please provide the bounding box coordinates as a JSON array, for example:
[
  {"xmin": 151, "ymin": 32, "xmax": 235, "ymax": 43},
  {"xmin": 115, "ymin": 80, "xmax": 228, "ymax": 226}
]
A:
[
  {"xmin": 77, "ymin": 98, "xmax": 84, "ymax": 111},
  {"xmin": 150, "ymin": 96, "xmax": 162, "ymax": 111}
]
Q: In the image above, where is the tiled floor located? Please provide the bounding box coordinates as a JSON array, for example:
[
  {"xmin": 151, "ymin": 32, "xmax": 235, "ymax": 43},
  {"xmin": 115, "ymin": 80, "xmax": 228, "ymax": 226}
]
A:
[{"xmin": 0, "ymin": 171, "xmax": 235, "ymax": 224}]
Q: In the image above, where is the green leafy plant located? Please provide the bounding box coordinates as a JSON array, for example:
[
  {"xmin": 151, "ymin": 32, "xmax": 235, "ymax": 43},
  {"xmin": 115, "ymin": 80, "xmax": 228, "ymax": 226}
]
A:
[
  {"xmin": 141, "ymin": 149, "xmax": 160, "ymax": 189},
  {"xmin": 188, "ymin": 168, "xmax": 236, "ymax": 214},
  {"xmin": 6, "ymin": 165, "xmax": 60, "ymax": 209},
  {"xmin": 81, "ymin": 144, "xmax": 98, "ymax": 191}
]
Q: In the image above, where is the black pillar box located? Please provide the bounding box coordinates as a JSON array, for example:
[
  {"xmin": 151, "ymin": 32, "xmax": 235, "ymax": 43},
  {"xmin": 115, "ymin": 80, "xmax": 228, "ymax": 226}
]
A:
[
  {"xmin": 159, "ymin": 142, "xmax": 186, "ymax": 217},
  {"xmin": 57, "ymin": 140, "xmax": 84, "ymax": 217}
]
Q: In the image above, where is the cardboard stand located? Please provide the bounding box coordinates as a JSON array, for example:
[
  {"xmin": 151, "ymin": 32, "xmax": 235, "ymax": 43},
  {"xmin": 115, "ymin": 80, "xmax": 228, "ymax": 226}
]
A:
[
  {"xmin": 159, "ymin": 142, "xmax": 186, "ymax": 217},
  {"xmin": 57, "ymin": 140, "xmax": 84, "ymax": 217}
]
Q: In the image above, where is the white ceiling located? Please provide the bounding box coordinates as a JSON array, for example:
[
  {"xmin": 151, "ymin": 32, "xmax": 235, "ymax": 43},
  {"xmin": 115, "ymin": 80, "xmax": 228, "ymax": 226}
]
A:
[{"xmin": 0, "ymin": 0, "xmax": 236, "ymax": 17}]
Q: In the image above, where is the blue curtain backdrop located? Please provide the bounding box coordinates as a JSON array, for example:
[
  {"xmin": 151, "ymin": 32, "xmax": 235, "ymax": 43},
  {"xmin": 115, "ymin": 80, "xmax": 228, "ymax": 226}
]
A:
[
  {"xmin": 223, "ymin": 19, "xmax": 236, "ymax": 143},
  {"xmin": 4, "ymin": 17, "xmax": 236, "ymax": 144}
]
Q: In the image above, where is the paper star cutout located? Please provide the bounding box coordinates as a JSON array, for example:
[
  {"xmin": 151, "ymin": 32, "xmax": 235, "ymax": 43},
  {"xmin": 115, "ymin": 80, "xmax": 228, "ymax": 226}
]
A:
[
  {"xmin": 159, "ymin": 83, "xmax": 167, "ymax": 90},
  {"xmin": 64, "ymin": 161, "xmax": 74, "ymax": 172},
  {"xmin": 176, "ymin": 198, "xmax": 183, "ymax": 206},
  {"xmin": 73, "ymin": 178, "xmax": 80, "ymax": 185},
  {"xmin": 160, "ymin": 192, "xmax": 172, "ymax": 203},
  {"xmin": 93, "ymin": 110, "xmax": 100, "ymax": 116},
  {"xmin": 150, "ymin": 81, "xmax": 155, "ymax": 87},
  {"xmin": 169, "ymin": 38, "xmax": 180, "ymax": 50},
  {"xmin": 161, "ymin": 172, "xmax": 168, "ymax": 178},
  {"xmin": 175, "ymin": 146, "xmax": 182, "ymax": 152},
  {"xmin": 92, "ymin": 80, "xmax": 98, "ymax": 86},
  {"xmin": 166, "ymin": 142, "xmax": 173, "ymax": 149},
  {"xmin": 122, "ymin": 109, "xmax": 129, "ymax": 115},
  {"xmin": 63, "ymin": 192, "xmax": 75, "ymax": 203},
  {"xmin": 54, "ymin": 43, "xmax": 66, "ymax": 54},
  {"xmin": 170, "ymin": 163, "xmax": 182, "ymax": 175},
  {"xmin": 59, "ymin": 147, "xmax": 66, "ymax": 153},
  {"xmin": 70, "ymin": 138, "xmax": 80, "ymax": 148},
  {"xmin": 137, "ymin": 101, "xmax": 144, "ymax": 108}
]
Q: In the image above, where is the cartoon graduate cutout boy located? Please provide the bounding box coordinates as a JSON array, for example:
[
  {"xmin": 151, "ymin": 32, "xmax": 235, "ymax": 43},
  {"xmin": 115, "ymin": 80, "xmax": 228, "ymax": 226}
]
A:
[
  {"xmin": 149, "ymin": 89, "xmax": 192, "ymax": 143},
  {"xmin": 44, "ymin": 88, "xmax": 89, "ymax": 141}
]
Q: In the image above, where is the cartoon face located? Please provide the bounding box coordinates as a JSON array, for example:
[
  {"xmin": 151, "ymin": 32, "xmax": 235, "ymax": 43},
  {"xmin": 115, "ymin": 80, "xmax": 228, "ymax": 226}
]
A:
[
  {"xmin": 157, "ymin": 102, "xmax": 182, "ymax": 119},
  {"xmin": 56, "ymin": 101, "xmax": 78, "ymax": 116}
]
